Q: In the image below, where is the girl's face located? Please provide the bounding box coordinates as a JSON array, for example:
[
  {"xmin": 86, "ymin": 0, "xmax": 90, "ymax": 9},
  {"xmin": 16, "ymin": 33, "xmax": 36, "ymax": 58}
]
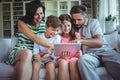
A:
[
  {"xmin": 45, "ymin": 26, "xmax": 60, "ymax": 38},
  {"xmin": 33, "ymin": 7, "xmax": 44, "ymax": 25},
  {"xmin": 61, "ymin": 20, "xmax": 72, "ymax": 34}
]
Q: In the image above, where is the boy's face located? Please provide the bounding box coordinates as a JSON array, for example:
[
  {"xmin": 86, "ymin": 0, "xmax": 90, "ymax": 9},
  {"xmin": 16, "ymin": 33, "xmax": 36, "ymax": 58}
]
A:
[{"xmin": 45, "ymin": 26, "xmax": 60, "ymax": 38}]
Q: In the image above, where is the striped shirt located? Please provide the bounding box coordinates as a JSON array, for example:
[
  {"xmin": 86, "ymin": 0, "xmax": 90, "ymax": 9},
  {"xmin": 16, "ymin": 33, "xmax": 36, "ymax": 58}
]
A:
[{"xmin": 5, "ymin": 21, "xmax": 45, "ymax": 64}]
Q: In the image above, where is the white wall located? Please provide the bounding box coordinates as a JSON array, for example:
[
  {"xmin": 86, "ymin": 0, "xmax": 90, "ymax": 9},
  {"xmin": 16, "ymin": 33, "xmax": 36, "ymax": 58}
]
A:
[{"xmin": 0, "ymin": 3, "xmax": 3, "ymax": 38}]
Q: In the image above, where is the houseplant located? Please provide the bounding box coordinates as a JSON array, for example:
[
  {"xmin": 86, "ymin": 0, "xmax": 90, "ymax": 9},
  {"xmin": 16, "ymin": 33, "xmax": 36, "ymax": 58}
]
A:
[{"xmin": 105, "ymin": 14, "xmax": 117, "ymax": 33}]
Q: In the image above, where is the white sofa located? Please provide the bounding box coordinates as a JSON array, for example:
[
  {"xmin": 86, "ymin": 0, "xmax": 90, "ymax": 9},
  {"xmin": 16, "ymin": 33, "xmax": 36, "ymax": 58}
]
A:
[{"xmin": 1, "ymin": 31, "xmax": 120, "ymax": 80}]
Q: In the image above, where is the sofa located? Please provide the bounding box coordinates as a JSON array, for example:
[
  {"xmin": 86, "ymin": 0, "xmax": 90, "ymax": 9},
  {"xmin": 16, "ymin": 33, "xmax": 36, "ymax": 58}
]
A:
[{"xmin": 0, "ymin": 31, "xmax": 120, "ymax": 80}]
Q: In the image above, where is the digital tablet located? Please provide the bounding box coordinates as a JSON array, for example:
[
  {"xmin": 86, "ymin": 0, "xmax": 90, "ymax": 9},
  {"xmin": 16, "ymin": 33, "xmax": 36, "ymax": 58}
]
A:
[{"xmin": 54, "ymin": 43, "xmax": 81, "ymax": 57}]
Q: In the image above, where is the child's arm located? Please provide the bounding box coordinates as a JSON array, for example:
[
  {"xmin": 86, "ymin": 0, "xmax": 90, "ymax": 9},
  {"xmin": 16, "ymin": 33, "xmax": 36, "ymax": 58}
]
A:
[
  {"xmin": 40, "ymin": 57, "xmax": 53, "ymax": 62},
  {"xmin": 71, "ymin": 32, "xmax": 81, "ymax": 43},
  {"xmin": 39, "ymin": 48, "xmax": 53, "ymax": 57}
]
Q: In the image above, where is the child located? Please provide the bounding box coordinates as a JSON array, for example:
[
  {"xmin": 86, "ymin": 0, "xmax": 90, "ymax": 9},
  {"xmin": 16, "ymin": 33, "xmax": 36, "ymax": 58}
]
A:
[
  {"xmin": 58, "ymin": 14, "xmax": 82, "ymax": 80},
  {"xmin": 32, "ymin": 15, "xmax": 62, "ymax": 80}
]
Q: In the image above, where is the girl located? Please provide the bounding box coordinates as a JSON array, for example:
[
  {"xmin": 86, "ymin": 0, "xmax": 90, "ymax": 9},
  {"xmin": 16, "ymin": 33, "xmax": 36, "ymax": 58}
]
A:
[{"xmin": 58, "ymin": 14, "xmax": 82, "ymax": 80}]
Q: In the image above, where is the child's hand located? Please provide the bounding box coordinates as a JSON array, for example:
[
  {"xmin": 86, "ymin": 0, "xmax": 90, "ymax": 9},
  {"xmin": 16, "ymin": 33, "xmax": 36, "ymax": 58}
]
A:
[
  {"xmin": 74, "ymin": 50, "xmax": 82, "ymax": 58},
  {"xmin": 34, "ymin": 54, "xmax": 42, "ymax": 62},
  {"xmin": 61, "ymin": 51, "xmax": 71, "ymax": 60},
  {"xmin": 71, "ymin": 32, "xmax": 81, "ymax": 43},
  {"xmin": 71, "ymin": 39, "xmax": 80, "ymax": 43},
  {"xmin": 45, "ymin": 48, "xmax": 54, "ymax": 54}
]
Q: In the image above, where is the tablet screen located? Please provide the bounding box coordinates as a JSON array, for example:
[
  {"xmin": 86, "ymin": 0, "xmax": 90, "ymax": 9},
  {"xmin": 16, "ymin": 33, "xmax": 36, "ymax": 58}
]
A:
[{"xmin": 54, "ymin": 43, "xmax": 81, "ymax": 57}]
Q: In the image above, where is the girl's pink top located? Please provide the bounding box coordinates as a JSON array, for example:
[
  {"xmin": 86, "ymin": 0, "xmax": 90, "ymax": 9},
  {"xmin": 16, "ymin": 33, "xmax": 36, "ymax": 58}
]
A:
[
  {"xmin": 61, "ymin": 32, "xmax": 80, "ymax": 43},
  {"xmin": 59, "ymin": 32, "xmax": 80, "ymax": 63}
]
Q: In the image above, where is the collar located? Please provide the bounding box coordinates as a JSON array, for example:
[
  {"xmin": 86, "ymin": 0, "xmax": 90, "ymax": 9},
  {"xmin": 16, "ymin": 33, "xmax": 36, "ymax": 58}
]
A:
[{"xmin": 84, "ymin": 18, "xmax": 89, "ymax": 26}]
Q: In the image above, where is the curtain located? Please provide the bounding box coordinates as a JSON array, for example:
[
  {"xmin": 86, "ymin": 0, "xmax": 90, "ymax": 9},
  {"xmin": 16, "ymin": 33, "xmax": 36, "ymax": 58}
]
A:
[{"xmin": 98, "ymin": 0, "xmax": 106, "ymax": 33}]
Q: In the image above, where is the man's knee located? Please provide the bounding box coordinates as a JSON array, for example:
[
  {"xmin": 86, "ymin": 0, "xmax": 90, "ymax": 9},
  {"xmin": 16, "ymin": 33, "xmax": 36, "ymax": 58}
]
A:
[{"xmin": 78, "ymin": 54, "xmax": 99, "ymax": 68}]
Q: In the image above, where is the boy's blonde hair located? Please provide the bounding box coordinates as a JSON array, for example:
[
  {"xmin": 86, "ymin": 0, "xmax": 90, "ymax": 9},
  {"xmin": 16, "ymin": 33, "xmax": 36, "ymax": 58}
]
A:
[{"xmin": 46, "ymin": 15, "xmax": 62, "ymax": 28}]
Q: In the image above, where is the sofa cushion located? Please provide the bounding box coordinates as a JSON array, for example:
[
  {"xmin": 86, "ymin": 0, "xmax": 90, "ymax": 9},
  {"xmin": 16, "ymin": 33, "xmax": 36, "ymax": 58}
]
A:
[
  {"xmin": 0, "ymin": 62, "xmax": 113, "ymax": 80},
  {"xmin": 96, "ymin": 67, "xmax": 113, "ymax": 80},
  {"xmin": 39, "ymin": 68, "xmax": 58, "ymax": 79},
  {"xmin": 0, "ymin": 63, "xmax": 14, "ymax": 78},
  {"xmin": 0, "ymin": 39, "xmax": 11, "ymax": 62},
  {"xmin": 0, "ymin": 63, "xmax": 58, "ymax": 80}
]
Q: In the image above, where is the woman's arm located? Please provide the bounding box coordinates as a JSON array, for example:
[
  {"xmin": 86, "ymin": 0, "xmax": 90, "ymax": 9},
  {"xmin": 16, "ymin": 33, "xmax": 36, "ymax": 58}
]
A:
[{"xmin": 18, "ymin": 20, "xmax": 53, "ymax": 48}]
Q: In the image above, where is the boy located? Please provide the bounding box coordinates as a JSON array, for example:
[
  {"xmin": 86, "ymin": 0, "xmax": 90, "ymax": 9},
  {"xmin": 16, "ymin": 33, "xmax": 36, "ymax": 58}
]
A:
[{"xmin": 32, "ymin": 15, "xmax": 62, "ymax": 80}]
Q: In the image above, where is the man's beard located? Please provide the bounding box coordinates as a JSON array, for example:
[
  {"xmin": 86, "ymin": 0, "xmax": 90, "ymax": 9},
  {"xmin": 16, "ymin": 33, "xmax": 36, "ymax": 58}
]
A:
[
  {"xmin": 72, "ymin": 24, "xmax": 83, "ymax": 32},
  {"xmin": 73, "ymin": 24, "xmax": 82, "ymax": 29}
]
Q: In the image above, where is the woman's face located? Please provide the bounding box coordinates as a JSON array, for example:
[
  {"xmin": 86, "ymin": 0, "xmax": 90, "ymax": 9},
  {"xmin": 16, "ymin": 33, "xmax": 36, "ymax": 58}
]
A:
[
  {"xmin": 45, "ymin": 26, "xmax": 60, "ymax": 38},
  {"xmin": 61, "ymin": 20, "xmax": 72, "ymax": 34},
  {"xmin": 33, "ymin": 7, "xmax": 44, "ymax": 25}
]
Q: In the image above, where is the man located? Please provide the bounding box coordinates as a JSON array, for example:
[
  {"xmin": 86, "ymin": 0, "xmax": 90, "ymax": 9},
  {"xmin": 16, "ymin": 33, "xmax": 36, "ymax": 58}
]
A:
[{"xmin": 70, "ymin": 5, "xmax": 120, "ymax": 80}]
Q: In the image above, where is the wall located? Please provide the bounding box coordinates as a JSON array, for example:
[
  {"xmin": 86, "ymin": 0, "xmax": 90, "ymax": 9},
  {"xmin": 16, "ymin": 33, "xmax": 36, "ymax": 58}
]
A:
[{"xmin": 0, "ymin": 3, "xmax": 3, "ymax": 38}]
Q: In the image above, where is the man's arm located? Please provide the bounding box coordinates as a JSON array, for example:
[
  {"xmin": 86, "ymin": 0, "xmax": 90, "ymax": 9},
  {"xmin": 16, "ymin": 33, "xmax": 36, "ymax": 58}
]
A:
[{"xmin": 80, "ymin": 34, "xmax": 103, "ymax": 48}]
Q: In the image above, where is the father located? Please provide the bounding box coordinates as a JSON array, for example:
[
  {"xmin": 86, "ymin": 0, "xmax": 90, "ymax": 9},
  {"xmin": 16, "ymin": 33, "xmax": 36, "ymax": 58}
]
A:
[{"xmin": 70, "ymin": 5, "xmax": 120, "ymax": 80}]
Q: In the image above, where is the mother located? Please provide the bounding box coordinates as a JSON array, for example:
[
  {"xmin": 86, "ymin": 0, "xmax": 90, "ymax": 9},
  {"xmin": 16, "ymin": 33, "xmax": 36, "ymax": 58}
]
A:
[{"xmin": 5, "ymin": 0, "xmax": 53, "ymax": 80}]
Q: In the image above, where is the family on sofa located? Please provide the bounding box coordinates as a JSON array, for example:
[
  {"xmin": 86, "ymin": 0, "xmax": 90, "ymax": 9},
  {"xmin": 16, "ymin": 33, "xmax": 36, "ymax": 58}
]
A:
[{"xmin": 2, "ymin": 0, "xmax": 120, "ymax": 80}]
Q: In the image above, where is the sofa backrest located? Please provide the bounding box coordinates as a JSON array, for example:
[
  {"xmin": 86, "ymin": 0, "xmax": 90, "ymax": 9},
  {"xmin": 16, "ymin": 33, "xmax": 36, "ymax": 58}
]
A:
[
  {"xmin": 0, "ymin": 39, "xmax": 11, "ymax": 62},
  {"xmin": 0, "ymin": 33, "xmax": 119, "ymax": 62},
  {"xmin": 104, "ymin": 31, "xmax": 120, "ymax": 53}
]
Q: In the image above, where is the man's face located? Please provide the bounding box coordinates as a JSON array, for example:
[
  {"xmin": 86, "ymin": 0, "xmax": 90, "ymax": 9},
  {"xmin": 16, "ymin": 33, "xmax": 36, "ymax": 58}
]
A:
[{"xmin": 71, "ymin": 13, "xmax": 85, "ymax": 28}]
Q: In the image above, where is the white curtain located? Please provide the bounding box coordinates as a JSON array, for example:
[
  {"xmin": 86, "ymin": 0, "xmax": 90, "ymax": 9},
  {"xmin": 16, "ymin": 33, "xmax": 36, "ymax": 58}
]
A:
[{"xmin": 98, "ymin": 0, "xmax": 106, "ymax": 33}]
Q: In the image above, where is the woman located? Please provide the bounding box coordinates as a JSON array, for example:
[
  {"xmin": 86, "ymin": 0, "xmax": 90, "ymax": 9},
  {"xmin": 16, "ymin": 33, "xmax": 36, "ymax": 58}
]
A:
[{"xmin": 5, "ymin": 0, "xmax": 53, "ymax": 80}]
